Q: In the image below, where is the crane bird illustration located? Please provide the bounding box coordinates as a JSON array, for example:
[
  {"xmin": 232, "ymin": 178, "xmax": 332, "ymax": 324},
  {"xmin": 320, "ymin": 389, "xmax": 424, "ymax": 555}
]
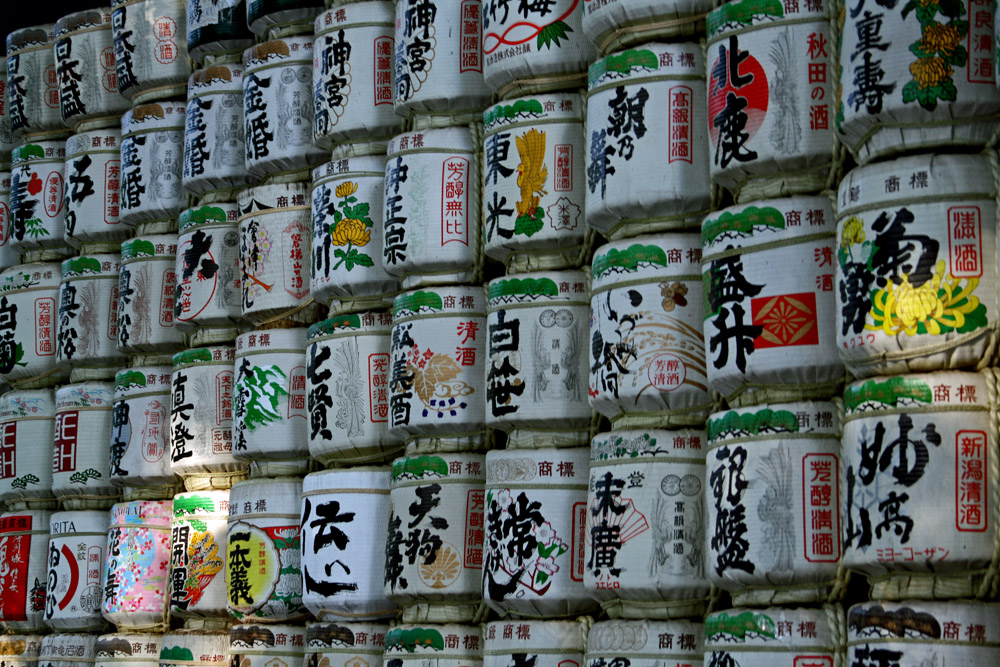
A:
[{"xmin": 515, "ymin": 129, "xmax": 548, "ymax": 218}]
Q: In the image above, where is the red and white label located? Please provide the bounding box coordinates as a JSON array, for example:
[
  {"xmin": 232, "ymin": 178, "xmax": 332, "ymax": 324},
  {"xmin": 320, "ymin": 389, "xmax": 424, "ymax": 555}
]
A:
[
  {"xmin": 282, "ymin": 220, "xmax": 309, "ymax": 299},
  {"xmin": 373, "ymin": 37, "xmax": 393, "ymax": 106},
  {"xmin": 554, "ymin": 144, "xmax": 572, "ymax": 191},
  {"xmin": 288, "ymin": 365, "xmax": 307, "ymax": 419},
  {"xmin": 0, "ymin": 422, "xmax": 15, "ymax": 479},
  {"xmin": 802, "ymin": 453, "xmax": 840, "ymax": 562},
  {"xmin": 44, "ymin": 171, "xmax": 64, "ymax": 218},
  {"xmin": 216, "ymin": 370, "xmax": 234, "ymax": 425},
  {"xmin": 571, "ymin": 501, "xmax": 586, "ymax": 582},
  {"xmin": 368, "ymin": 352, "xmax": 389, "ymax": 423},
  {"xmin": 35, "ymin": 296, "xmax": 55, "ymax": 356},
  {"xmin": 668, "ymin": 85, "xmax": 692, "ymax": 164},
  {"xmin": 459, "ymin": 0, "xmax": 482, "ymax": 73},
  {"xmin": 956, "ymin": 430, "xmax": 988, "ymax": 532},
  {"xmin": 648, "ymin": 353, "xmax": 685, "ymax": 391},
  {"xmin": 794, "ymin": 658, "xmax": 833, "ymax": 667},
  {"xmin": 53, "ymin": 411, "xmax": 79, "ymax": 473},
  {"xmin": 948, "ymin": 205, "xmax": 982, "ymax": 278},
  {"xmin": 105, "ymin": 159, "xmax": 121, "ymax": 222},
  {"xmin": 0, "ymin": 514, "xmax": 32, "ymax": 622},
  {"xmin": 464, "ymin": 488, "xmax": 485, "ymax": 569},
  {"xmin": 441, "ymin": 157, "xmax": 469, "ymax": 246}
]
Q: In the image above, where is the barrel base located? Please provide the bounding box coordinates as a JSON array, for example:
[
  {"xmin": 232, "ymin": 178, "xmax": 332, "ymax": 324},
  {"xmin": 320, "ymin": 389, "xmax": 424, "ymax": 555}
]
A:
[
  {"xmin": 135, "ymin": 216, "xmax": 181, "ymax": 235},
  {"xmin": 57, "ymin": 492, "xmax": 120, "ymax": 510},
  {"xmin": 8, "ymin": 367, "xmax": 70, "ymax": 390},
  {"xmin": 122, "ymin": 483, "xmax": 182, "ymax": 501},
  {"xmin": 314, "ymin": 443, "xmax": 405, "ymax": 468},
  {"xmin": 130, "ymin": 83, "xmax": 188, "ymax": 106},
  {"xmin": 3, "ymin": 496, "xmax": 58, "ymax": 511},
  {"xmin": 610, "ymin": 400, "xmax": 717, "ymax": 431},
  {"xmin": 505, "ymin": 427, "xmax": 592, "ymax": 449},
  {"xmin": 181, "ymin": 470, "xmax": 249, "ymax": 492},
  {"xmin": 844, "ymin": 329, "xmax": 998, "ymax": 380},
  {"xmin": 731, "ymin": 165, "xmax": 840, "ymax": 205},
  {"xmin": 849, "ymin": 120, "xmax": 1000, "ymax": 166},
  {"xmin": 486, "ymin": 598, "xmax": 601, "ymax": 620},
  {"xmin": 399, "ymin": 601, "xmax": 487, "ymax": 624},
  {"xmin": 404, "ymin": 432, "xmax": 490, "ymax": 455},
  {"xmin": 601, "ymin": 596, "xmax": 708, "ymax": 620},
  {"xmin": 69, "ymin": 365, "xmax": 122, "ymax": 382},
  {"xmin": 731, "ymin": 581, "xmax": 842, "ymax": 607},
  {"xmin": 329, "ymin": 139, "xmax": 392, "ymax": 159},
  {"xmin": 21, "ymin": 247, "xmax": 74, "ymax": 262},
  {"xmin": 182, "ymin": 617, "xmax": 234, "ymax": 631},
  {"xmin": 189, "ymin": 327, "xmax": 242, "ymax": 346},
  {"xmin": 721, "ymin": 376, "xmax": 848, "ymax": 408},
  {"xmin": 602, "ymin": 208, "xmax": 710, "ymax": 241},
  {"xmin": 400, "ymin": 270, "xmax": 479, "ymax": 291},
  {"xmin": 496, "ymin": 71, "xmax": 589, "ymax": 100},
  {"xmin": 246, "ymin": 458, "xmax": 315, "ymax": 478},
  {"xmin": 589, "ymin": 14, "xmax": 707, "ymax": 55},
  {"xmin": 869, "ymin": 571, "xmax": 998, "ymax": 600},
  {"xmin": 327, "ymin": 294, "xmax": 395, "ymax": 317},
  {"xmin": 501, "ymin": 245, "xmax": 589, "ymax": 274}
]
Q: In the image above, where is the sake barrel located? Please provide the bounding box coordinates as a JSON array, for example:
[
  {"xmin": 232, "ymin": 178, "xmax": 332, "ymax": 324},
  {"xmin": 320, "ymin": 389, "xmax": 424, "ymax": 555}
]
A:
[
  {"xmin": 242, "ymin": 37, "xmax": 326, "ymax": 179},
  {"xmin": 392, "ymin": 0, "xmax": 492, "ymax": 122},
  {"xmin": 232, "ymin": 328, "xmax": 309, "ymax": 477},
  {"xmin": 159, "ymin": 632, "xmax": 229, "ymax": 667},
  {"xmin": 118, "ymin": 235, "xmax": 184, "ymax": 354},
  {"xmin": 589, "ymin": 234, "xmax": 712, "ymax": 427},
  {"xmin": 585, "ymin": 429, "xmax": 710, "ymax": 619},
  {"xmin": 175, "ymin": 204, "xmax": 242, "ymax": 335},
  {"xmin": 53, "ymin": 10, "xmax": 129, "ymax": 130},
  {"xmin": 52, "ymin": 383, "xmax": 117, "ymax": 509},
  {"xmin": 389, "ymin": 286, "xmax": 487, "ymax": 452},
  {"xmin": 63, "ymin": 127, "xmax": 127, "ymax": 247},
  {"xmin": 0, "ymin": 389, "xmax": 56, "ymax": 510},
  {"xmin": 306, "ymin": 313, "xmax": 404, "ymax": 466},
  {"xmin": 483, "ymin": 620, "xmax": 585, "ymax": 667},
  {"xmin": 227, "ymin": 477, "xmax": 306, "ymax": 622},
  {"xmin": 838, "ymin": 0, "xmax": 1000, "ymax": 163},
  {"xmin": 482, "ymin": 0, "xmax": 596, "ymax": 97},
  {"xmin": 10, "ymin": 139, "xmax": 69, "ymax": 253},
  {"xmin": 0, "ymin": 93, "xmax": 18, "ymax": 168},
  {"xmin": 183, "ymin": 64, "xmax": 249, "ymax": 196},
  {"xmin": 311, "ymin": 157, "xmax": 398, "ymax": 313},
  {"xmin": 706, "ymin": 401, "xmax": 843, "ymax": 604},
  {"xmin": 0, "ymin": 636, "xmax": 43, "ymax": 667},
  {"xmin": 230, "ymin": 625, "xmax": 306, "ymax": 667},
  {"xmin": 847, "ymin": 601, "xmax": 1000, "ymax": 664},
  {"xmin": 247, "ymin": 0, "xmax": 324, "ymax": 38},
  {"xmin": 57, "ymin": 255, "xmax": 127, "ymax": 377},
  {"xmin": 485, "ymin": 272, "xmax": 590, "ymax": 447},
  {"xmin": 312, "ymin": 4, "xmax": 402, "ymax": 149},
  {"xmin": 95, "ymin": 635, "xmax": 161, "ymax": 667},
  {"xmin": 187, "ymin": 0, "xmax": 253, "ymax": 65},
  {"xmin": 237, "ymin": 183, "xmax": 319, "ymax": 325},
  {"xmin": 110, "ymin": 366, "xmax": 174, "ymax": 493},
  {"xmin": 45, "ymin": 510, "xmax": 109, "ymax": 632},
  {"xmin": 586, "ymin": 620, "xmax": 703, "ymax": 667},
  {"xmin": 842, "ymin": 370, "xmax": 998, "ymax": 599},
  {"xmin": 585, "ymin": 43, "xmax": 710, "ymax": 240},
  {"xmin": 170, "ymin": 490, "xmax": 230, "ymax": 619},
  {"xmin": 582, "ymin": 0, "xmax": 712, "ymax": 53},
  {"xmin": 482, "ymin": 94, "xmax": 587, "ymax": 271},
  {"xmin": 837, "ymin": 152, "xmax": 1000, "ymax": 377},
  {"xmin": 482, "ymin": 447, "xmax": 594, "ymax": 618},
  {"xmin": 0, "ymin": 263, "xmax": 65, "ymax": 388},
  {"xmin": 103, "ymin": 500, "xmax": 173, "ymax": 630},
  {"xmin": 706, "ymin": 0, "xmax": 837, "ymax": 201},
  {"xmin": 0, "ymin": 170, "xmax": 17, "ymax": 270},
  {"xmin": 119, "ymin": 101, "xmax": 186, "ymax": 228},
  {"xmin": 0, "ymin": 510, "xmax": 51, "ymax": 632},
  {"xmin": 170, "ymin": 346, "xmax": 245, "ymax": 490},
  {"xmin": 706, "ymin": 607, "xmax": 842, "ymax": 666},
  {"xmin": 385, "ymin": 452, "xmax": 486, "ymax": 622},
  {"xmin": 305, "ymin": 623, "xmax": 387, "ymax": 667},
  {"xmin": 300, "ymin": 469, "xmax": 398, "ymax": 621},
  {"xmin": 38, "ymin": 635, "xmax": 97, "ymax": 667},
  {"xmin": 111, "ymin": 0, "xmax": 191, "ymax": 103},
  {"xmin": 702, "ymin": 196, "xmax": 844, "ymax": 406},
  {"xmin": 384, "ymin": 626, "xmax": 482, "ymax": 667},
  {"xmin": 383, "ymin": 128, "xmax": 481, "ymax": 289},
  {"xmin": 6, "ymin": 26, "xmax": 60, "ymax": 137}
]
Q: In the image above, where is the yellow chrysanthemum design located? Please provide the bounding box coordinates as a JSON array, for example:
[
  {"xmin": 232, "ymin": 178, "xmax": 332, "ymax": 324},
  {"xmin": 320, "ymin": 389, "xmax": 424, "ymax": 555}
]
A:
[
  {"xmin": 335, "ymin": 181, "xmax": 358, "ymax": 198},
  {"xmin": 920, "ymin": 22, "xmax": 962, "ymax": 55},
  {"xmin": 867, "ymin": 260, "xmax": 980, "ymax": 336},
  {"xmin": 330, "ymin": 218, "xmax": 371, "ymax": 247},
  {"xmin": 909, "ymin": 57, "xmax": 953, "ymax": 89},
  {"xmin": 840, "ymin": 216, "xmax": 865, "ymax": 248}
]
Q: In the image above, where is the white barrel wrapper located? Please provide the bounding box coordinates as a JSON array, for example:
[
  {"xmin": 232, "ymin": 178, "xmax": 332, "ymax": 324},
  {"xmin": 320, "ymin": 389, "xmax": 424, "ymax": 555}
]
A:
[
  {"xmin": 111, "ymin": 0, "xmax": 190, "ymax": 102},
  {"xmin": 585, "ymin": 43, "xmax": 710, "ymax": 240},
  {"xmin": 483, "ymin": 620, "xmax": 585, "ymax": 667},
  {"xmin": 384, "ymin": 625, "xmax": 482, "ymax": 667},
  {"xmin": 393, "ymin": 0, "xmax": 491, "ymax": 120},
  {"xmin": 706, "ymin": 606, "xmax": 841, "ymax": 667},
  {"xmin": 227, "ymin": 477, "xmax": 306, "ymax": 622},
  {"xmin": 170, "ymin": 346, "xmax": 244, "ymax": 488},
  {"xmin": 38, "ymin": 634, "xmax": 97, "ymax": 667},
  {"xmin": 0, "ymin": 389, "xmax": 56, "ymax": 510},
  {"xmin": 306, "ymin": 313, "xmax": 404, "ymax": 466},
  {"xmin": 836, "ymin": 153, "xmax": 999, "ymax": 379},
  {"xmin": 842, "ymin": 370, "xmax": 998, "ymax": 599},
  {"xmin": 301, "ymin": 468, "xmax": 398, "ymax": 621},
  {"xmin": 117, "ymin": 235, "xmax": 183, "ymax": 354},
  {"xmin": 0, "ymin": 636, "xmax": 43, "ymax": 667},
  {"xmin": 389, "ymin": 286, "xmax": 487, "ymax": 450},
  {"xmin": 242, "ymin": 37, "xmax": 326, "ymax": 178},
  {"xmin": 187, "ymin": 0, "xmax": 253, "ymax": 65},
  {"xmin": 586, "ymin": 620, "xmax": 703, "ymax": 667},
  {"xmin": 57, "ymin": 254, "xmax": 127, "ymax": 375},
  {"xmin": 311, "ymin": 156, "xmax": 398, "ymax": 311},
  {"xmin": 0, "ymin": 264, "xmax": 66, "ymax": 388},
  {"xmin": 585, "ymin": 429, "xmax": 709, "ymax": 618},
  {"xmin": 45, "ymin": 510, "xmax": 109, "ymax": 632},
  {"xmin": 159, "ymin": 632, "xmax": 229, "ymax": 667},
  {"xmin": 383, "ymin": 128, "xmax": 480, "ymax": 289},
  {"xmin": 0, "ymin": 171, "xmax": 17, "ymax": 270},
  {"xmin": 169, "ymin": 489, "xmax": 230, "ymax": 618},
  {"xmin": 183, "ymin": 64, "xmax": 249, "ymax": 195},
  {"xmin": 52, "ymin": 383, "xmax": 117, "ymax": 509},
  {"xmin": 110, "ymin": 366, "xmax": 173, "ymax": 491},
  {"xmin": 63, "ymin": 128, "xmax": 127, "ymax": 246},
  {"xmin": 175, "ymin": 204, "xmax": 242, "ymax": 331},
  {"xmin": 385, "ymin": 452, "xmax": 486, "ymax": 622},
  {"xmin": 95, "ymin": 635, "xmax": 161, "ymax": 667},
  {"xmin": 706, "ymin": 0, "xmax": 837, "ymax": 199},
  {"xmin": 10, "ymin": 139, "xmax": 69, "ymax": 254},
  {"xmin": 305, "ymin": 623, "xmax": 387, "ymax": 667},
  {"xmin": 6, "ymin": 26, "xmax": 60, "ymax": 137},
  {"xmin": 485, "ymin": 272, "xmax": 591, "ymax": 446},
  {"xmin": 583, "ymin": 0, "xmax": 714, "ymax": 54},
  {"xmin": 838, "ymin": 0, "xmax": 1000, "ymax": 163},
  {"xmin": 589, "ymin": 234, "xmax": 711, "ymax": 426},
  {"xmin": 230, "ymin": 625, "xmax": 305, "ymax": 667},
  {"xmin": 313, "ymin": 4, "xmax": 403, "ymax": 149},
  {"xmin": 53, "ymin": 10, "xmax": 129, "ymax": 129},
  {"xmin": 119, "ymin": 101, "xmax": 186, "ymax": 227},
  {"xmin": 0, "ymin": 509, "xmax": 50, "ymax": 632},
  {"xmin": 482, "ymin": 94, "xmax": 587, "ymax": 270}
]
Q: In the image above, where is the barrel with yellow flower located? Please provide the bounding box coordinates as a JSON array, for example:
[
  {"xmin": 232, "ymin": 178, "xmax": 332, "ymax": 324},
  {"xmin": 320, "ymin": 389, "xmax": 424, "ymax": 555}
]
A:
[{"xmin": 835, "ymin": 152, "xmax": 998, "ymax": 379}]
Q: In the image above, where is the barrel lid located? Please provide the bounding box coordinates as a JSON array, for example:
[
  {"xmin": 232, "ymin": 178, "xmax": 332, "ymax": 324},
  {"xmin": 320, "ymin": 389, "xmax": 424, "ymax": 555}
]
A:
[
  {"xmin": 11, "ymin": 141, "xmax": 65, "ymax": 164},
  {"xmin": 315, "ymin": 2, "xmax": 394, "ymax": 35},
  {"xmin": 487, "ymin": 271, "xmax": 588, "ymax": 309},
  {"xmin": 6, "ymin": 25, "xmax": 54, "ymax": 53},
  {"xmin": 312, "ymin": 155, "xmax": 387, "ymax": 183},
  {"xmin": 590, "ymin": 429, "xmax": 706, "ymax": 463},
  {"xmin": 172, "ymin": 490, "xmax": 230, "ymax": 519},
  {"xmin": 95, "ymin": 634, "xmax": 161, "ymax": 660},
  {"xmin": 586, "ymin": 619, "xmax": 703, "ymax": 656},
  {"xmin": 50, "ymin": 509, "xmax": 111, "ymax": 535},
  {"xmin": 39, "ymin": 633, "xmax": 97, "ymax": 659},
  {"xmin": 243, "ymin": 36, "xmax": 313, "ymax": 68},
  {"xmin": 230, "ymin": 624, "xmax": 306, "ymax": 653},
  {"xmin": 179, "ymin": 204, "xmax": 239, "ymax": 233},
  {"xmin": 844, "ymin": 371, "xmax": 989, "ymax": 416},
  {"xmin": 387, "ymin": 127, "xmax": 474, "ymax": 156},
  {"xmin": 0, "ymin": 509, "xmax": 52, "ymax": 532},
  {"xmin": 391, "ymin": 452, "xmax": 486, "ymax": 485},
  {"xmin": 55, "ymin": 382, "xmax": 113, "ymax": 410},
  {"xmin": 237, "ymin": 181, "xmax": 310, "ymax": 213},
  {"xmin": 385, "ymin": 625, "xmax": 482, "ymax": 659},
  {"xmin": 392, "ymin": 286, "xmax": 486, "ymax": 320},
  {"xmin": 228, "ymin": 477, "xmax": 303, "ymax": 518},
  {"xmin": 588, "ymin": 42, "xmax": 704, "ymax": 91},
  {"xmin": 114, "ymin": 367, "xmax": 171, "ymax": 399},
  {"xmin": 705, "ymin": 607, "xmax": 838, "ymax": 649},
  {"xmin": 159, "ymin": 632, "xmax": 229, "ymax": 664},
  {"xmin": 189, "ymin": 63, "xmax": 244, "ymax": 90},
  {"xmin": 484, "ymin": 93, "xmax": 584, "ymax": 133},
  {"xmin": 485, "ymin": 447, "xmax": 589, "ymax": 487},
  {"xmin": 235, "ymin": 327, "xmax": 307, "ymax": 353},
  {"xmin": 847, "ymin": 600, "xmax": 1000, "ymax": 645},
  {"xmin": 121, "ymin": 236, "xmax": 178, "ymax": 261},
  {"xmin": 302, "ymin": 467, "xmax": 390, "ymax": 496},
  {"xmin": 483, "ymin": 620, "xmax": 586, "ymax": 653},
  {"xmin": 0, "ymin": 388, "xmax": 55, "ymax": 421},
  {"xmin": 708, "ymin": 0, "xmax": 827, "ymax": 42},
  {"xmin": 702, "ymin": 196, "xmax": 835, "ymax": 258},
  {"xmin": 307, "ymin": 312, "xmax": 393, "ymax": 341},
  {"xmin": 0, "ymin": 636, "xmax": 43, "ymax": 658},
  {"xmin": 66, "ymin": 129, "xmax": 121, "ymax": 156},
  {"xmin": 172, "ymin": 346, "xmax": 236, "ymax": 367},
  {"xmin": 61, "ymin": 254, "xmax": 120, "ymax": 279},
  {"xmin": 304, "ymin": 622, "xmax": 389, "ymax": 651},
  {"xmin": 591, "ymin": 234, "xmax": 702, "ymax": 292},
  {"xmin": 121, "ymin": 102, "xmax": 186, "ymax": 134},
  {"xmin": 0, "ymin": 263, "xmax": 62, "ymax": 292},
  {"xmin": 708, "ymin": 401, "xmax": 841, "ymax": 445},
  {"xmin": 54, "ymin": 9, "xmax": 112, "ymax": 37}
]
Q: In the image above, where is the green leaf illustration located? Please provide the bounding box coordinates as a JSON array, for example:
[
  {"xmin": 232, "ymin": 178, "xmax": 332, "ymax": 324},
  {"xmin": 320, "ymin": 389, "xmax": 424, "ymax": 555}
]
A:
[
  {"xmin": 537, "ymin": 20, "xmax": 572, "ymax": 49},
  {"xmin": 513, "ymin": 206, "xmax": 544, "ymax": 237}
]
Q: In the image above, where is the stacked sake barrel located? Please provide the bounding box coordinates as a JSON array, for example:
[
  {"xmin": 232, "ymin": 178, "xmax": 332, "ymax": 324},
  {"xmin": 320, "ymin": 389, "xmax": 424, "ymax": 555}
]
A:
[{"xmin": 828, "ymin": 0, "xmax": 1000, "ymax": 655}]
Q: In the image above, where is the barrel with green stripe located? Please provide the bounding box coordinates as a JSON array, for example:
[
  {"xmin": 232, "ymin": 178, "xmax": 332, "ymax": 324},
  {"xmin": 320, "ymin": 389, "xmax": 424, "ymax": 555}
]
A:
[
  {"xmin": 118, "ymin": 235, "xmax": 185, "ymax": 354},
  {"xmin": 169, "ymin": 490, "xmax": 230, "ymax": 618},
  {"xmin": 483, "ymin": 620, "xmax": 586, "ymax": 667},
  {"xmin": 119, "ymin": 102, "xmax": 186, "ymax": 228},
  {"xmin": 110, "ymin": 366, "xmax": 174, "ymax": 495},
  {"xmin": 63, "ymin": 128, "xmax": 127, "ymax": 246},
  {"xmin": 57, "ymin": 254, "xmax": 127, "ymax": 378},
  {"xmin": 706, "ymin": 606, "xmax": 842, "ymax": 666}
]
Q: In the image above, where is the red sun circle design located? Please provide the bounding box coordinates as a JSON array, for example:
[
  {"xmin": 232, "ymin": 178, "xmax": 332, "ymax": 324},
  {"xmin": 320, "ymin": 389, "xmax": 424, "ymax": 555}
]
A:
[{"xmin": 708, "ymin": 51, "xmax": 769, "ymax": 147}]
